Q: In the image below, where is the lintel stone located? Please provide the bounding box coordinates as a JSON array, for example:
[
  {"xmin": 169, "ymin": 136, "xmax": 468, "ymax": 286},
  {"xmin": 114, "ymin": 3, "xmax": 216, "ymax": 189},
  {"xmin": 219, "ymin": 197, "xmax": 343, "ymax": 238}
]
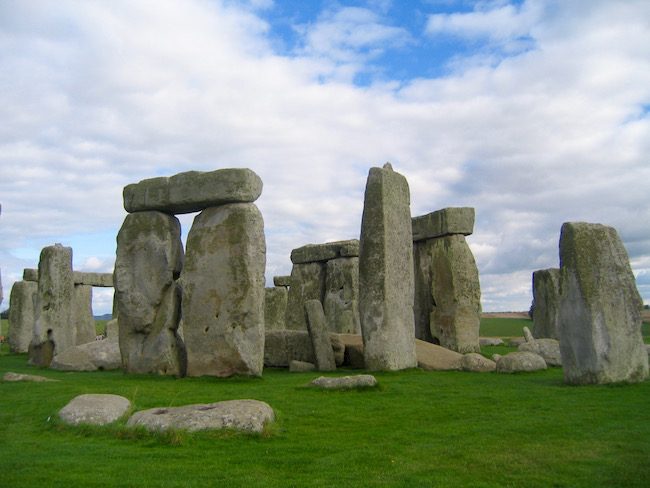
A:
[
  {"xmin": 412, "ymin": 207, "xmax": 475, "ymax": 242},
  {"xmin": 273, "ymin": 275, "xmax": 292, "ymax": 287},
  {"xmin": 73, "ymin": 272, "xmax": 114, "ymax": 287},
  {"xmin": 290, "ymin": 239, "xmax": 359, "ymax": 264},
  {"xmin": 23, "ymin": 268, "xmax": 39, "ymax": 282}
]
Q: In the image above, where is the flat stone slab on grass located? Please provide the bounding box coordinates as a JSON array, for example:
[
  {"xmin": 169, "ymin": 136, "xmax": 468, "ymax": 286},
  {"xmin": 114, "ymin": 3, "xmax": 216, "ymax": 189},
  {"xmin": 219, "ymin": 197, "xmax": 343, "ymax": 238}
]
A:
[
  {"xmin": 127, "ymin": 400, "xmax": 274, "ymax": 433},
  {"xmin": 50, "ymin": 339, "xmax": 121, "ymax": 372},
  {"xmin": 415, "ymin": 339, "xmax": 463, "ymax": 371},
  {"xmin": 496, "ymin": 352, "xmax": 547, "ymax": 373},
  {"xmin": 310, "ymin": 375, "xmax": 378, "ymax": 389},
  {"xmin": 3, "ymin": 372, "xmax": 59, "ymax": 382},
  {"xmin": 59, "ymin": 394, "xmax": 131, "ymax": 426}
]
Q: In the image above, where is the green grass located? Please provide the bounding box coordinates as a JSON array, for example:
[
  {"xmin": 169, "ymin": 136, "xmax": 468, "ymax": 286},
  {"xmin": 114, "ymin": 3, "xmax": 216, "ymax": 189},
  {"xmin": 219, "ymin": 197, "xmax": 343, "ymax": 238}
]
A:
[
  {"xmin": 2, "ymin": 350, "xmax": 650, "ymax": 487},
  {"xmin": 479, "ymin": 317, "xmax": 532, "ymax": 337}
]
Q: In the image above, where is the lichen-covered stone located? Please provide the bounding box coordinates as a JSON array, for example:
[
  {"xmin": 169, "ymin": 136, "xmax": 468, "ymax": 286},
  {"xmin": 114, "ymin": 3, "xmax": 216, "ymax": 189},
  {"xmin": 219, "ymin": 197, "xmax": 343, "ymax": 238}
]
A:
[
  {"xmin": 29, "ymin": 244, "xmax": 75, "ymax": 366},
  {"xmin": 359, "ymin": 164, "xmax": 417, "ymax": 371},
  {"xmin": 290, "ymin": 239, "xmax": 359, "ymax": 264},
  {"xmin": 304, "ymin": 300, "xmax": 336, "ymax": 371},
  {"xmin": 114, "ymin": 212, "xmax": 185, "ymax": 376},
  {"xmin": 273, "ymin": 275, "xmax": 291, "ymax": 287},
  {"xmin": 413, "ymin": 235, "xmax": 481, "ymax": 353},
  {"xmin": 285, "ymin": 262, "xmax": 325, "ymax": 331},
  {"xmin": 123, "ymin": 168, "xmax": 262, "ymax": 214},
  {"xmin": 73, "ymin": 272, "xmax": 114, "ymax": 287},
  {"xmin": 558, "ymin": 222, "xmax": 648, "ymax": 384},
  {"xmin": 73, "ymin": 285, "xmax": 96, "ymax": 345},
  {"xmin": 412, "ymin": 207, "xmax": 475, "ymax": 242},
  {"xmin": 264, "ymin": 287, "xmax": 288, "ymax": 331},
  {"xmin": 322, "ymin": 257, "xmax": 360, "ymax": 334},
  {"xmin": 22, "ymin": 268, "xmax": 39, "ymax": 282},
  {"xmin": 531, "ymin": 268, "xmax": 560, "ymax": 339},
  {"xmin": 180, "ymin": 203, "xmax": 265, "ymax": 378},
  {"xmin": 8, "ymin": 280, "xmax": 37, "ymax": 353}
]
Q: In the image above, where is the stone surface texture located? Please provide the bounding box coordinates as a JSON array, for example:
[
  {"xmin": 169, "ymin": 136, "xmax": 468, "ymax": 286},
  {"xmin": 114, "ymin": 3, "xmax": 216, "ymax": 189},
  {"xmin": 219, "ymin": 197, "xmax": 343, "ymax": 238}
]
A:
[
  {"xmin": 479, "ymin": 337, "xmax": 504, "ymax": 346},
  {"xmin": 73, "ymin": 285, "xmax": 96, "ymax": 345},
  {"xmin": 30, "ymin": 244, "xmax": 75, "ymax": 366},
  {"xmin": 412, "ymin": 207, "xmax": 475, "ymax": 242},
  {"xmin": 180, "ymin": 203, "xmax": 265, "ymax": 378},
  {"xmin": 289, "ymin": 360, "xmax": 316, "ymax": 372},
  {"xmin": 114, "ymin": 211, "xmax": 185, "ymax": 376},
  {"xmin": 531, "ymin": 268, "xmax": 561, "ymax": 339},
  {"xmin": 558, "ymin": 222, "xmax": 648, "ymax": 384},
  {"xmin": 415, "ymin": 339, "xmax": 464, "ymax": 370},
  {"xmin": 8, "ymin": 280, "xmax": 38, "ymax": 353},
  {"xmin": 285, "ymin": 262, "xmax": 325, "ymax": 330},
  {"xmin": 413, "ymin": 234, "xmax": 481, "ymax": 352},
  {"xmin": 518, "ymin": 327, "xmax": 562, "ymax": 366},
  {"xmin": 264, "ymin": 287, "xmax": 288, "ymax": 331},
  {"xmin": 3, "ymin": 372, "xmax": 59, "ymax": 382},
  {"xmin": 273, "ymin": 275, "xmax": 292, "ymax": 287},
  {"xmin": 290, "ymin": 240, "xmax": 359, "ymax": 264},
  {"xmin": 50, "ymin": 338, "xmax": 121, "ymax": 372},
  {"xmin": 304, "ymin": 300, "xmax": 337, "ymax": 371},
  {"xmin": 123, "ymin": 168, "xmax": 263, "ymax": 214},
  {"xmin": 264, "ymin": 330, "xmax": 344, "ymax": 368},
  {"xmin": 359, "ymin": 164, "xmax": 417, "ymax": 371},
  {"xmin": 73, "ymin": 272, "xmax": 114, "ymax": 287},
  {"xmin": 23, "ymin": 268, "xmax": 39, "ymax": 282},
  {"xmin": 461, "ymin": 353, "xmax": 496, "ymax": 372},
  {"xmin": 59, "ymin": 394, "xmax": 131, "ymax": 426},
  {"xmin": 495, "ymin": 352, "xmax": 547, "ymax": 373},
  {"xmin": 127, "ymin": 400, "xmax": 274, "ymax": 433},
  {"xmin": 310, "ymin": 374, "xmax": 378, "ymax": 389},
  {"xmin": 323, "ymin": 257, "xmax": 360, "ymax": 334}
]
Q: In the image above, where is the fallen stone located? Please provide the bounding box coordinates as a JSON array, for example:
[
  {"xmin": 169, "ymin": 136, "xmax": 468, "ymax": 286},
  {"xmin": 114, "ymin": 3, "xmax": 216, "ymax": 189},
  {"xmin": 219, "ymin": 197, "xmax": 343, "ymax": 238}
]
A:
[
  {"xmin": 289, "ymin": 360, "xmax": 316, "ymax": 372},
  {"xmin": 310, "ymin": 375, "xmax": 377, "ymax": 389},
  {"xmin": 412, "ymin": 207, "xmax": 475, "ymax": 242},
  {"xmin": 72, "ymin": 272, "xmax": 114, "ymax": 287},
  {"xmin": 264, "ymin": 330, "xmax": 344, "ymax": 368},
  {"xmin": 22, "ymin": 268, "xmax": 39, "ymax": 282},
  {"xmin": 290, "ymin": 240, "xmax": 359, "ymax": 264},
  {"xmin": 415, "ymin": 339, "xmax": 464, "ymax": 371},
  {"xmin": 285, "ymin": 262, "xmax": 325, "ymax": 331},
  {"xmin": 59, "ymin": 394, "xmax": 131, "ymax": 426},
  {"xmin": 273, "ymin": 275, "xmax": 292, "ymax": 287},
  {"xmin": 558, "ymin": 222, "xmax": 648, "ymax": 384},
  {"xmin": 8, "ymin": 280, "xmax": 38, "ymax": 353},
  {"xmin": 123, "ymin": 168, "xmax": 263, "ymax": 214},
  {"xmin": 3, "ymin": 372, "xmax": 59, "ymax": 382},
  {"xmin": 181, "ymin": 203, "xmax": 265, "ymax": 378},
  {"xmin": 359, "ymin": 163, "xmax": 417, "ymax": 371},
  {"xmin": 50, "ymin": 339, "xmax": 121, "ymax": 372},
  {"xmin": 461, "ymin": 353, "xmax": 496, "ymax": 372},
  {"xmin": 304, "ymin": 300, "xmax": 336, "ymax": 371},
  {"xmin": 323, "ymin": 257, "xmax": 360, "ymax": 334},
  {"xmin": 519, "ymin": 338, "xmax": 562, "ymax": 367},
  {"xmin": 495, "ymin": 352, "xmax": 547, "ymax": 373},
  {"xmin": 264, "ymin": 287, "xmax": 288, "ymax": 331},
  {"xmin": 479, "ymin": 337, "xmax": 504, "ymax": 347},
  {"xmin": 508, "ymin": 337, "xmax": 526, "ymax": 347},
  {"xmin": 127, "ymin": 400, "xmax": 274, "ymax": 433},
  {"xmin": 531, "ymin": 268, "xmax": 560, "ymax": 339}
]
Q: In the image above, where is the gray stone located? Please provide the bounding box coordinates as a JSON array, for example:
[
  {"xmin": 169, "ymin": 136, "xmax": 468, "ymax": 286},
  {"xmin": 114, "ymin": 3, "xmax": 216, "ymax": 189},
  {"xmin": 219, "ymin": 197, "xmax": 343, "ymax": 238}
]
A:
[
  {"xmin": 558, "ymin": 222, "xmax": 648, "ymax": 384},
  {"xmin": 495, "ymin": 352, "xmax": 547, "ymax": 373},
  {"xmin": 264, "ymin": 287, "xmax": 288, "ymax": 331},
  {"xmin": 59, "ymin": 394, "xmax": 131, "ymax": 426},
  {"xmin": 289, "ymin": 360, "xmax": 316, "ymax": 372},
  {"xmin": 273, "ymin": 275, "xmax": 291, "ymax": 287},
  {"xmin": 3, "ymin": 372, "xmax": 59, "ymax": 382},
  {"xmin": 180, "ymin": 203, "xmax": 265, "ymax": 377},
  {"xmin": 290, "ymin": 239, "xmax": 359, "ymax": 264},
  {"xmin": 23, "ymin": 268, "xmax": 39, "ymax": 282},
  {"xmin": 29, "ymin": 244, "xmax": 75, "ymax": 366},
  {"xmin": 106, "ymin": 318, "xmax": 119, "ymax": 339},
  {"xmin": 50, "ymin": 339, "xmax": 121, "ymax": 372},
  {"xmin": 531, "ymin": 268, "xmax": 560, "ymax": 339},
  {"xmin": 73, "ymin": 272, "xmax": 114, "ymax": 287},
  {"xmin": 310, "ymin": 374, "xmax": 378, "ymax": 389},
  {"xmin": 264, "ymin": 330, "xmax": 344, "ymax": 368},
  {"xmin": 508, "ymin": 337, "xmax": 526, "ymax": 347},
  {"xmin": 127, "ymin": 400, "xmax": 274, "ymax": 433},
  {"xmin": 519, "ymin": 339, "xmax": 562, "ymax": 367},
  {"xmin": 123, "ymin": 168, "xmax": 263, "ymax": 214},
  {"xmin": 73, "ymin": 284, "xmax": 96, "ymax": 345},
  {"xmin": 285, "ymin": 262, "xmax": 325, "ymax": 331},
  {"xmin": 114, "ymin": 211, "xmax": 185, "ymax": 376},
  {"xmin": 359, "ymin": 164, "xmax": 417, "ymax": 371},
  {"xmin": 304, "ymin": 300, "xmax": 336, "ymax": 371},
  {"xmin": 415, "ymin": 339, "xmax": 464, "ymax": 371},
  {"xmin": 323, "ymin": 257, "xmax": 360, "ymax": 334},
  {"xmin": 8, "ymin": 280, "xmax": 38, "ymax": 353},
  {"xmin": 412, "ymin": 207, "xmax": 475, "ymax": 242},
  {"xmin": 461, "ymin": 353, "xmax": 496, "ymax": 372},
  {"xmin": 413, "ymin": 234, "xmax": 481, "ymax": 352},
  {"xmin": 479, "ymin": 337, "xmax": 504, "ymax": 346}
]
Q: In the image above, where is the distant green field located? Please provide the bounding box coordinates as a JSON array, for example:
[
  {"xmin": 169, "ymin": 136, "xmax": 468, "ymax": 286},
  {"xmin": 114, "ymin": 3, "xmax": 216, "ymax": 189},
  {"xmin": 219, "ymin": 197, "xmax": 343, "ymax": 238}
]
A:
[{"xmin": 479, "ymin": 317, "xmax": 531, "ymax": 337}]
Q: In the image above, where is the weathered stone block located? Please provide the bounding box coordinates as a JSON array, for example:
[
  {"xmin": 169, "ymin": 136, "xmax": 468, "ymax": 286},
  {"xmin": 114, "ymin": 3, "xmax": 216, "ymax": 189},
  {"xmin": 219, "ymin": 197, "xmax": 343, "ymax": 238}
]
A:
[
  {"xmin": 290, "ymin": 239, "xmax": 359, "ymax": 264},
  {"xmin": 264, "ymin": 330, "xmax": 344, "ymax": 368},
  {"xmin": 73, "ymin": 284, "xmax": 96, "ymax": 345},
  {"xmin": 414, "ymin": 234, "xmax": 481, "ymax": 353},
  {"xmin": 323, "ymin": 257, "xmax": 360, "ymax": 334},
  {"xmin": 531, "ymin": 268, "xmax": 560, "ymax": 339},
  {"xmin": 285, "ymin": 262, "xmax": 325, "ymax": 330},
  {"xmin": 558, "ymin": 222, "xmax": 648, "ymax": 384},
  {"xmin": 123, "ymin": 168, "xmax": 262, "ymax": 214},
  {"xmin": 273, "ymin": 275, "xmax": 292, "ymax": 287},
  {"xmin": 8, "ymin": 280, "xmax": 38, "ymax": 353},
  {"xmin": 114, "ymin": 211, "xmax": 185, "ymax": 376},
  {"xmin": 264, "ymin": 287, "xmax": 288, "ymax": 331},
  {"xmin": 23, "ymin": 268, "xmax": 39, "ymax": 282},
  {"xmin": 59, "ymin": 394, "xmax": 131, "ymax": 426},
  {"xmin": 304, "ymin": 300, "xmax": 336, "ymax": 371},
  {"xmin": 412, "ymin": 207, "xmax": 475, "ymax": 242},
  {"xmin": 359, "ymin": 164, "xmax": 417, "ymax": 371},
  {"xmin": 181, "ymin": 203, "xmax": 265, "ymax": 377},
  {"xmin": 73, "ymin": 272, "xmax": 114, "ymax": 287}
]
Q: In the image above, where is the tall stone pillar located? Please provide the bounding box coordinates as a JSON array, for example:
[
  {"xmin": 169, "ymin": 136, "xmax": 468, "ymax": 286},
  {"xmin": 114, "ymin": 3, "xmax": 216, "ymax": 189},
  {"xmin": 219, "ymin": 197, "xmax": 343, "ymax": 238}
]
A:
[
  {"xmin": 531, "ymin": 268, "xmax": 560, "ymax": 339},
  {"xmin": 359, "ymin": 163, "xmax": 417, "ymax": 371},
  {"xmin": 8, "ymin": 280, "xmax": 38, "ymax": 353},
  {"xmin": 73, "ymin": 284, "xmax": 96, "ymax": 345}
]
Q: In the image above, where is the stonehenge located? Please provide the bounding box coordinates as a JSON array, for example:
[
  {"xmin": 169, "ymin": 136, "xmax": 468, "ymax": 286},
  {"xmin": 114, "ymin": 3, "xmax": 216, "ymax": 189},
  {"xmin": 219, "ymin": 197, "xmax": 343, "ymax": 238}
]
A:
[{"xmin": 530, "ymin": 268, "xmax": 560, "ymax": 339}]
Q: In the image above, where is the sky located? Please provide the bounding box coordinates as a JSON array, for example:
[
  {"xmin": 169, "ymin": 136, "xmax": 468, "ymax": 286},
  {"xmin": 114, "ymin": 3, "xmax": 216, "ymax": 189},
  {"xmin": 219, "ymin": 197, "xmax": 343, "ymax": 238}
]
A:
[{"xmin": 0, "ymin": 0, "xmax": 649, "ymax": 315}]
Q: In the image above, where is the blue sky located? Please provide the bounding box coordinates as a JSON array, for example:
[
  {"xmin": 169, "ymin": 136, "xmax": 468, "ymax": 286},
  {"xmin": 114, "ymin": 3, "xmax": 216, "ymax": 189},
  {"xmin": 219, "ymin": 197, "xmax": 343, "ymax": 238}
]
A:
[{"xmin": 1, "ymin": 0, "xmax": 649, "ymax": 314}]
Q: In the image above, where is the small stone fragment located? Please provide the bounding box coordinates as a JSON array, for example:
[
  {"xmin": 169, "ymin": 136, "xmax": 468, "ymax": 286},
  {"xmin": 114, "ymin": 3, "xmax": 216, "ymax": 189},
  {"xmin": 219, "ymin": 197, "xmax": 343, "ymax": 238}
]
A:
[
  {"xmin": 3, "ymin": 372, "xmax": 59, "ymax": 382},
  {"xmin": 310, "ymin": 374, "xmax": 378, "ymax": 389}
]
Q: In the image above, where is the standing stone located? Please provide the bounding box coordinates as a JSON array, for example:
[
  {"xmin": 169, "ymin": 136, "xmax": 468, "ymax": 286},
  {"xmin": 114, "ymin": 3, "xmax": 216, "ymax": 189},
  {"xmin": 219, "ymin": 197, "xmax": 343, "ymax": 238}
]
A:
[
  {"xmin": 358, "ymin": 163, "xmax": 417, "ymax": 371},
  {"xmin": 8, "ymin": 281, "xmax": 38, "ymax": 353},
  {"xmin": 558, "ymin": 222, "xmax": 648, "ymax": 384},
  {"xmin": 73, "ymin": 285, "xmax": 96, "ymax": 345},
  {"xmin": 413, "ymin": 235, "xmax": 481, "ymax": 353},
  {"xmin": 264, "ymin": 287, "xmax": 288, "ymax": 331},
  {"xmin": 114, "ymin": 211, "xmax": 185, "ymax": 376},
  {"xmin": 285, "ymin": 262, "xmax": 325, "ymax": 330},
  {"xmin": 29, "ymin": 244, "xmax": 75, "ymax": 366},
  {"xmin": 531, "ymin": 268, "xmax": 560, "ymax": 339},
  {"xmin": 323, "ymin": 257, "xmax": 360, "ymax": 334},
  {"xmin": 304, "ymin": 300, "xmax": 336, "ymax": 371},
  {"xmin": 180, "ymin": 203, "xmax": 265, "ymax": 377}
]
